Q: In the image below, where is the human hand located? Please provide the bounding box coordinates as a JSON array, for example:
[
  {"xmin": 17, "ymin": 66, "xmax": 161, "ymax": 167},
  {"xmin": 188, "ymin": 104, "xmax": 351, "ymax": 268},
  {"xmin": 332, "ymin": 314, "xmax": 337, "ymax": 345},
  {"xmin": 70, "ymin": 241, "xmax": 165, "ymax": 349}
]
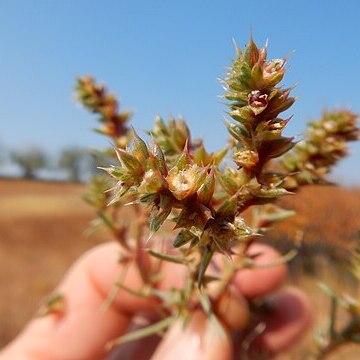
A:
[{"xmin": 0, "ymin": 242, "xmax": 312, "ymax": 360}]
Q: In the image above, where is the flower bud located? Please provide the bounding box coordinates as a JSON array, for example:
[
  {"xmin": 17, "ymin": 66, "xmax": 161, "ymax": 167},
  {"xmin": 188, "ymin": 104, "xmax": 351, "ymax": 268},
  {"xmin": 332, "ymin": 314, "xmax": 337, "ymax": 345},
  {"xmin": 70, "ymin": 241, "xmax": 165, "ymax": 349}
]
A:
[
  {"xmin": 138, "ymin": 169, "xmax": 166, "ymax": 194},
  {"xmin": 248, "ymin": 90, "xmax": 269, "ymax": 115},
  {"xmin": 264, "ymin": 58, "xmax": 285, "ymax": 76},
  {"xmin": 167, "ymin": 164, "xmax": 206, "ymax": 200},
  {"xmin": 234, "ymin": 149, "xmax": 259, "ymax": 169}
]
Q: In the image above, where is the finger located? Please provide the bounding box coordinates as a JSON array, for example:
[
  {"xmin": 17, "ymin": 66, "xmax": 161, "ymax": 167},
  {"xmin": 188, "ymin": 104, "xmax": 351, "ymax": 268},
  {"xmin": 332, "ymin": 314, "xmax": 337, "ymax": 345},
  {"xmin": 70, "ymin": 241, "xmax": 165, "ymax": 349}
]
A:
[
  {"xmin": 1, "ymin": 243, "xmax": 132, "ymax": 360},
  {"xmin": 247, "ymin": 287, "xmax": 313, "ymax": 357},
  {"xmin": 1, "ymin": 242, "xmax": 182, "ymax": 360},
  {"xmin": 233, "ymin": 243, "xmax": 288, "ymax": 299},
  {"xmin": 151, "ymin": 310, "xmax": 233, "ymax": 360}
]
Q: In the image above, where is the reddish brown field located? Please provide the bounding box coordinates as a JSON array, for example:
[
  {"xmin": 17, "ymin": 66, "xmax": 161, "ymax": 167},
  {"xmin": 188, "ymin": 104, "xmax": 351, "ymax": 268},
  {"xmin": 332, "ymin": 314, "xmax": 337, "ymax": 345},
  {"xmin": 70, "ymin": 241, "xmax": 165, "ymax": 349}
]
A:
[
  {"xmin": 1, "ymin": 178, "xmax": 360, "ymax": 358},
  {"xmin": 0, "ymin": 179, "xmax": 107, "ymax": 346}
]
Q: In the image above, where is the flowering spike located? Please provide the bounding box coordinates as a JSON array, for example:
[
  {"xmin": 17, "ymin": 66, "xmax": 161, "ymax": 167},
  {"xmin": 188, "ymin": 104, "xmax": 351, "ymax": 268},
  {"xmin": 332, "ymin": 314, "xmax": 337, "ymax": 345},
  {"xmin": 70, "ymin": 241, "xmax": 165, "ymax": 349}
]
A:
[
  {"xmin": 281, "ymin": 110, "xmax": 359, "ymax": 187},
  {"xmin": 75, "ymin": 76, "xmax": 131, "ymax": 147},
  {"xmin": 222, "ymin": 36, "xmax": 297, "ymax": 218}
]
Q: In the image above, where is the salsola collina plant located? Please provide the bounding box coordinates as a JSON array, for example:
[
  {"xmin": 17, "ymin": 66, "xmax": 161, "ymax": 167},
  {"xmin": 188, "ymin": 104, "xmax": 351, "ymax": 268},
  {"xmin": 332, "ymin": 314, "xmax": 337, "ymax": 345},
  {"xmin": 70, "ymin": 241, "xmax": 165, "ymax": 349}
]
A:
[{"xmin": 74, "ymin": 37, "xmax": 359, "ymax": 357}]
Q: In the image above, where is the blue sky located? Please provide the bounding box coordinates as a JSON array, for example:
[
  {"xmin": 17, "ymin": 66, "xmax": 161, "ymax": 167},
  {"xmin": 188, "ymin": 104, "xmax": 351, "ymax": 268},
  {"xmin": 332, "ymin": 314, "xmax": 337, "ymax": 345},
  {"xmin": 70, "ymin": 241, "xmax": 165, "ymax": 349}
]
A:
[{"xmin": 0, "ymin": 1, "xmax": 359, "ymax": 184}]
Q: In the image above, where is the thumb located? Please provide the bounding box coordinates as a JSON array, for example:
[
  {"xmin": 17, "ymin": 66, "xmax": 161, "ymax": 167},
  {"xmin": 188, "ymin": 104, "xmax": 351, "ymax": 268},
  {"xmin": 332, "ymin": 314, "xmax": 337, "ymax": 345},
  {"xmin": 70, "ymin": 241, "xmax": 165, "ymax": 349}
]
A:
[{"xmin": 151, "ymin": 310, "xmax": 232, "ymax": 360}]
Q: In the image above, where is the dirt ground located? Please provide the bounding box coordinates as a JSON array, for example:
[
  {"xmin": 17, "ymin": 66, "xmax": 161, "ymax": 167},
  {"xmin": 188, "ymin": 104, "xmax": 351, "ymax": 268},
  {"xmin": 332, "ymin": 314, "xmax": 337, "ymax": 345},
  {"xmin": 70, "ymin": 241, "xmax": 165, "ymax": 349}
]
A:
[
  {"xmin": 1, "ymin": 178, "xmax": 360, "ymax": 358},
  {"xmin": 0, "ymin": 179, "xmax": 107, "ymax": 346}
]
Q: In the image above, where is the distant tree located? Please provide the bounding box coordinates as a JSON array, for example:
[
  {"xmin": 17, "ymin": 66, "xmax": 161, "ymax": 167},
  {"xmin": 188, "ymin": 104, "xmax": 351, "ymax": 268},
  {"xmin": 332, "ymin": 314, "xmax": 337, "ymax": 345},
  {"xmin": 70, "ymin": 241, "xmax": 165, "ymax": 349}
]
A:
[
  {"xmin": 58, "ymin": 147, "xmax": 89, "ymax": 183},
  {"xmin": 0, "ymin": 141, "xmax": 4, "ymax": 165},
  {"xmin": 0, "ymin": 140, "xmax": 8, "ymax": 165},
  {"xmin": 11, "ymin": 147, "xmax": 47, "ymax": 179},
  {"xmin": 88, "ymin": 149, "xmax": 112, "ymax": 177}
]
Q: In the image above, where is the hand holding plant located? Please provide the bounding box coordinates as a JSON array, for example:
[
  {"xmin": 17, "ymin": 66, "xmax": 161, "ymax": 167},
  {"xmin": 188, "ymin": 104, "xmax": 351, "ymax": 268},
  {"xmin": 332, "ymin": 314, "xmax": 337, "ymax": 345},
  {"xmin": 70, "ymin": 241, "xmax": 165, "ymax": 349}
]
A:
[{"xmin": 0, "ymin": 241, "xmax": 311, "ymax": 359}]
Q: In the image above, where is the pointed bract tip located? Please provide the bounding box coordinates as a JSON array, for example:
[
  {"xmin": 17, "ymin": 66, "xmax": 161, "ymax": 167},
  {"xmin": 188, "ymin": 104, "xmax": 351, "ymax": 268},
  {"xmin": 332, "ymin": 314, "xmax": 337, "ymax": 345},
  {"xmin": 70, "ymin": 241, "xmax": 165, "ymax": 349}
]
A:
[{"xmin": 232, "ymin": 37, "xmax": 241, "ymax": 56}]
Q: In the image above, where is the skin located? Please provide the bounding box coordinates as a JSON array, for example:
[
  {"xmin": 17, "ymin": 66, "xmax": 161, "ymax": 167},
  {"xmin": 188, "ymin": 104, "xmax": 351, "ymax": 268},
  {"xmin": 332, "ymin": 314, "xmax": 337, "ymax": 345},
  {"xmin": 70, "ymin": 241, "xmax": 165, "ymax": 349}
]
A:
[{"xmin": 0, "ymin": 242, "xmax": 313, "ymax": 360}]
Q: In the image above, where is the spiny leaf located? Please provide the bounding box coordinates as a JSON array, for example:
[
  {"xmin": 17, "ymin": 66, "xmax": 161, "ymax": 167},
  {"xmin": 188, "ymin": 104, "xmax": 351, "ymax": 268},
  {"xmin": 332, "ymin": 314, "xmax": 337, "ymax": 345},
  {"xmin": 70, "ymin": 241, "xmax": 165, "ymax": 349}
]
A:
[
  {"xmin": 139, "ymin": 193, "xmax": 158, "ymax": 203},
  {"xmin": 152, "ymin": 143, "xmax": 168, "ymax": 176},
  {"xmin": 115, "ymin": 148, "xmax": 143, "ymax": 174},
  {"xmin": 243, "ymin": 36, "xmax": 260, "ymax": 67},
  {"xmin": 197, "ymin": 168, "xmax": 215, "ymax": 206},
  {"xmin": 114, "ymin": 282, "xmax": 150, "ymax": 298},
  {"xmin": 132, "ymin": 129, "xmax": 149, "ymax": 163},
  {"xmin": 96, "ymin": 210, "xmax": 116, "ymax": 230},
  {"xmin": 173, "ymin": 147, "xmax": 191, "ymax": 171},
  {"xmin": 217, "ymin": 171, "xmax": 240, "ymax": 195},
  {"xmin": 213, "ymin": 147, "xmax": 228, "ymax": 165},
  {"xmin": 173, "ymin": 229, "xmax": 198, "ymax": 248},
  {"xmin": 147, "ymin": 249, "xmax": 188, "ymax": 265},
  {"xmin": 197, "ymin": 289, "xmax": 226, "ymax": 337},
  {"xmin": 107, "ymin": 317, "xmax": 175, "ymax": 349},
  {"xmin": 229, "ymin": 106, "xmax": 254, "ymax": 125},
  {"xmin": 149, "ymin": 196, "xmax": 172, "ymax": 236},
  {"xmin": 197, "ymin": 246, "xmax": 214, "ymax": 286},
  {"xmin": 217, "ymin": 196, "xmax": 237, "ymax": 219},
  {"xmin": 260, "ymin": 137, "xmax": 295, "ymax": 159},
  {"xmin": 174, "ymin": 205, "xmax": 211, "ymax": 231},
  {"xmin": 249, "ymin": 186, "xmax": 292, "ymax": 198},
  {"xmin": 226, "ymin": 122, "xmax": 250, "ymax": 144}
]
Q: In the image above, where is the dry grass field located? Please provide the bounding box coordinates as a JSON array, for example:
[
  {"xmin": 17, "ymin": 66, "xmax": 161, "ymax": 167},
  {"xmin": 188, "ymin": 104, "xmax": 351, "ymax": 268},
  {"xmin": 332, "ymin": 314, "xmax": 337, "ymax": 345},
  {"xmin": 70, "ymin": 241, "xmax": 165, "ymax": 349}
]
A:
[{"xmin": 1, "ymin": 178, "xmax": 360, "ymax": 358}]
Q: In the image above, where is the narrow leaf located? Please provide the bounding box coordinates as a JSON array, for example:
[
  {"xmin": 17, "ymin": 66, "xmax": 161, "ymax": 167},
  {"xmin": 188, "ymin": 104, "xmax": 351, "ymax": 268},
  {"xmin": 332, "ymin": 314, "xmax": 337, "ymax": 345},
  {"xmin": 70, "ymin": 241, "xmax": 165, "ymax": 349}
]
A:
[
  {"xmin": 197, "ymin": 290, "xmax": 226, "ymax": 337},
  {"xmin": 107, "ymin": 317, "xmax": 175, "ymax": 349},
  {"xmin": 152, "ymin": 143, "xmax": 168, "ymax": 176},
  {"xmin": 217, "ymin": 196, "xmax": 237, "ymax": 219},
  {"xmin": 198, "ymin": 246, "xmax": 214, "ymax": 286},
  {"xmin": 132, "ymin": 129, "xmax": 149, "ymax": 163},
  {"xmin": 197, "ymin": 168, "xmax": 215, "ymax": 206},
  {"xmin": 149, "ymin": 196, "xmax": 172, "ymax": 235},
  {"xmin": 213, "ymin": 147, "xmax": 228, "ymax": 165},
  {"xmin": 96, "ymin": 210, "xmax": 116, "ymax": 230},
  {"xmin": 173, "ymin": 229, "xmax": 198, "ymax": 248},
  {"xmin": 115, "ymin": 148, "xmax": 142, "ymax": 174},
  {"xmin": 226, "ymin": 122, "xmax": 250, "ymax": 144},
  {"xmin": 218, "ymin": 172, "xmax": 240, "ymax": 195},
  {"xmin": 147, "ymin": 249, "xmax": 188, "ymax": 265}
]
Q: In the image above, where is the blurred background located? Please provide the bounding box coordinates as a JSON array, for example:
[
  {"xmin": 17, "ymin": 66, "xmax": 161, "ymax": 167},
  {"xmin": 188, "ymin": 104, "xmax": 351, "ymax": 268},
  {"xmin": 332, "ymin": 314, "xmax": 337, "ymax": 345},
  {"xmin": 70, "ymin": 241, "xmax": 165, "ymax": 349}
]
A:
[{"xmin": 0, "ymin": 1, "xmax": 359, "ymax": 358}]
